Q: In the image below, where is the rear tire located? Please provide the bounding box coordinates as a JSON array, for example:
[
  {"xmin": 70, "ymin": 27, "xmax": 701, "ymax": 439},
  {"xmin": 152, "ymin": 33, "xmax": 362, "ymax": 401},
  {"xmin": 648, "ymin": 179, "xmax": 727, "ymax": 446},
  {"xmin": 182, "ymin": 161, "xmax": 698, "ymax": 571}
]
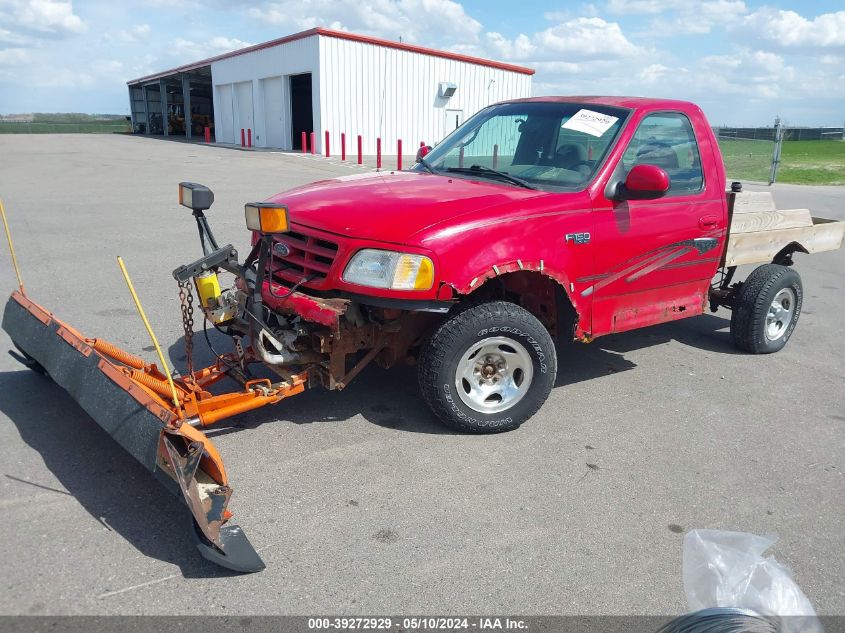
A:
[
  {"xmin": 730, "ymin": 264, "xmax": 802, "ymax": 354},
  {"xmin": 418, "ymin": 301, "xmax": 557, "ymax": 433}
]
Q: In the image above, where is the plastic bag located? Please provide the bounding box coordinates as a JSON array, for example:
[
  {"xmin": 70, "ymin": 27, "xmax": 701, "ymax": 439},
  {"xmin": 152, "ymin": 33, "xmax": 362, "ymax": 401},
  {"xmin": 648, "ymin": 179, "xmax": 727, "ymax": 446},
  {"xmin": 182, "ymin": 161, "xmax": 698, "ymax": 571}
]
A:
[{"xmin": 682, "ymin": 529, "xmax": 822, "ymax": 633}]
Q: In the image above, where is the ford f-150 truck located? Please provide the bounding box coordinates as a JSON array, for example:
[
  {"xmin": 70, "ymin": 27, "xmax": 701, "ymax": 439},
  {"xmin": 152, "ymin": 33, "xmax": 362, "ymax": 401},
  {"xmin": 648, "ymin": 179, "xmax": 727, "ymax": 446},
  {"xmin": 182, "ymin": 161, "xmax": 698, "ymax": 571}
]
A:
[
  {"xmin": 238, "ymin": 96, "xmax": 844, "ymax": 432},
  {"xmin": 5, "ymin": 96, "xmax": 843, "ymax": 571}
]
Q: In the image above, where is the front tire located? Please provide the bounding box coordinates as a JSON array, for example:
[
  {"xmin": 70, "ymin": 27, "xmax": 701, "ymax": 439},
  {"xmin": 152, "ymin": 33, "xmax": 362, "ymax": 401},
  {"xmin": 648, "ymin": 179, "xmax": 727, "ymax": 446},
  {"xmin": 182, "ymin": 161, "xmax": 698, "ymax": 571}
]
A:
[
  {"xmin": 730, "ymin": 264, "xmax": 802, "ymax": 353},
  {"xmin": 418, "ymin": 301, "xmax": 557, "ymax": 433}
]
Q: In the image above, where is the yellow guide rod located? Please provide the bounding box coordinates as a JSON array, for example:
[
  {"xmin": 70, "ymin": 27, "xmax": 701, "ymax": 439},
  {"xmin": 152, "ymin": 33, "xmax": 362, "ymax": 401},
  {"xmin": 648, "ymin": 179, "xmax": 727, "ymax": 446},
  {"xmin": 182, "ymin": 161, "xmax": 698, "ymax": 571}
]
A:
[
  {"xmin": 0, "ymin": 199, "xmax": 25, "ymax": 294},
  {"xmin": 116, "ymin": 256, "xmax": 181, "ymax": 412}
]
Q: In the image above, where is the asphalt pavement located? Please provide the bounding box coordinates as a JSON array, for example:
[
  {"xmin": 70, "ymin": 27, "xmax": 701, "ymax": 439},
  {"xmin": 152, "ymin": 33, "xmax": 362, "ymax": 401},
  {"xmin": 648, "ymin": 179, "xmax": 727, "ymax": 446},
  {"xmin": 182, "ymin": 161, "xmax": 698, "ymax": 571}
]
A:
[{"xmin": 0, "ymin": 135, "xmax": 842, "ymax": 615}]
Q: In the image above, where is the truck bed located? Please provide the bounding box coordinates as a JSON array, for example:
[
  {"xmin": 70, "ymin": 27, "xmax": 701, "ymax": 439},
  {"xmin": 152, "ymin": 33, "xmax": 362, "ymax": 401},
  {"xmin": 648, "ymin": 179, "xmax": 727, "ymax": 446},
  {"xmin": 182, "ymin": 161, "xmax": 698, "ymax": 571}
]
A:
[{"xmin": 723, "ymin": 190, "xmax": 845, "ymax": 267}]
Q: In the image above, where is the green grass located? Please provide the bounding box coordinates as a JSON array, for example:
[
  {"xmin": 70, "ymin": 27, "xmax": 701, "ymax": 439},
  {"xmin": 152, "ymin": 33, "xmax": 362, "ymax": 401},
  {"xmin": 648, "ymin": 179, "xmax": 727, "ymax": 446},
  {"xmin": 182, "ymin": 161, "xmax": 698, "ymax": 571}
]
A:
[
  {"xmin": 0, "ymin": 113, "xmax": 130, "ymax": 134},
  {"xmin": 718, "ymin": 139, "xmax": 776, "ymax": 183},
  {"xmin": 778, "ymin": 140, "xmax": 845, "ymax": 185},
  {"xmin": 718, "ymin": 139, "xmax": 845, "ymax": 185},
  {"xmin": 0, "ymin": 121, "xmax": 130, "ymax": 134}
]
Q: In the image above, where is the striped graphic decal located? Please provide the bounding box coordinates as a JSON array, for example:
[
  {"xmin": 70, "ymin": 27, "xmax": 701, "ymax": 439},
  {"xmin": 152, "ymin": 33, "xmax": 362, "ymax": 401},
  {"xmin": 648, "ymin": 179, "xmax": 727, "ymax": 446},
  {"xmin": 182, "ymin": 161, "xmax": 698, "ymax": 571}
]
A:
[{"xmin": 578, "ymin": 234, "xmax": 723, "ymax": 297}]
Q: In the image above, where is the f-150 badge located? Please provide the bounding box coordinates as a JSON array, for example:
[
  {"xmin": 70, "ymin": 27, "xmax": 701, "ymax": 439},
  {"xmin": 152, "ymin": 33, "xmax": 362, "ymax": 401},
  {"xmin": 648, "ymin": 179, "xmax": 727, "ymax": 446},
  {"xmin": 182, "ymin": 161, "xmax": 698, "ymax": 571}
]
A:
[{"xmin": 566, "ymin": 232, "xmax": 591, "ymax": 245}]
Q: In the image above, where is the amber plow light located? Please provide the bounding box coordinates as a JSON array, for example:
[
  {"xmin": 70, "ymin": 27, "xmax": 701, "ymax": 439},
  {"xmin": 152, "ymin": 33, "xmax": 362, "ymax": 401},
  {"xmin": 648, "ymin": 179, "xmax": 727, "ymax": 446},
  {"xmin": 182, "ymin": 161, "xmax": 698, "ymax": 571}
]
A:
[{"xmin": 245, "ymin": 202, "xmax": 289, "ymax": 233}]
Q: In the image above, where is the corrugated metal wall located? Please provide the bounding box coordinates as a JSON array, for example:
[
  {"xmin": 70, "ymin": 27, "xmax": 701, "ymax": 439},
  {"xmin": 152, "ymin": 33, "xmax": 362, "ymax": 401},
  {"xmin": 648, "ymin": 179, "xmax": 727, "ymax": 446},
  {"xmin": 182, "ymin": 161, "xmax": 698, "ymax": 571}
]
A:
[
  {"xmin": 210, "ymin": 33, "xmax": 531, "ymax": 153},
  {"xmin": 318, "ymin": 36, "xmax": 532, "ymax": 155}
]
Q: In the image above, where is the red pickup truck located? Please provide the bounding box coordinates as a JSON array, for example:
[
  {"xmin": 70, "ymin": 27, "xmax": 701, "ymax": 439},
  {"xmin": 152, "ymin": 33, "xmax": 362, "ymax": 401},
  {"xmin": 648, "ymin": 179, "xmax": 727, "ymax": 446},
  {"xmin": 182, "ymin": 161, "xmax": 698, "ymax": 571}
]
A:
[
  {"xmin": 6, "ymin": 95, "xmax": 844, "ymax": 571},
  {"xmin": 240, "ymin": 96, "xmax": 842, "ymax": 432}
]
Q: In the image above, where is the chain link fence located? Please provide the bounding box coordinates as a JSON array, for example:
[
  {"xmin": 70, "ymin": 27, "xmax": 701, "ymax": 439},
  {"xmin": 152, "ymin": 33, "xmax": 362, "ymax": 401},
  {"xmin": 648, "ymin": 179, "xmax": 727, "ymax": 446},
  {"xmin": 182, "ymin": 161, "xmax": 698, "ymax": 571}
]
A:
[{"xmin": 714, "ymin": 123, "xmax": 844, "ymax": 184}]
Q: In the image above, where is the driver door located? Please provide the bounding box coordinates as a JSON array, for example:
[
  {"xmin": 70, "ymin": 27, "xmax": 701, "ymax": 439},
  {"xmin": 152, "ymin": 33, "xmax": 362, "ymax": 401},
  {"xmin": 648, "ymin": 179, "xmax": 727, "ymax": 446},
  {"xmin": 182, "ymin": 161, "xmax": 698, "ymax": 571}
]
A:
[{"xmin": 589, "ymin": 111, "xmax": 725, "ymax": 335}]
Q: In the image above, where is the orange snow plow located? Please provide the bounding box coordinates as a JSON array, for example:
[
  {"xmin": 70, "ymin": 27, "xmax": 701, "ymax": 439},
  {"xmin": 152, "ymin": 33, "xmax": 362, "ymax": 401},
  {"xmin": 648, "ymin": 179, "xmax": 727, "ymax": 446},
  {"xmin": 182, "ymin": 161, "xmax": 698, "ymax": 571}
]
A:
[
  {"xmin": 1, "ymin": 186, "xmax": 311, "ymax": 573},
  {"xmin": 4, "ymin": 291, "xmax": 308, "ymax": 571}
]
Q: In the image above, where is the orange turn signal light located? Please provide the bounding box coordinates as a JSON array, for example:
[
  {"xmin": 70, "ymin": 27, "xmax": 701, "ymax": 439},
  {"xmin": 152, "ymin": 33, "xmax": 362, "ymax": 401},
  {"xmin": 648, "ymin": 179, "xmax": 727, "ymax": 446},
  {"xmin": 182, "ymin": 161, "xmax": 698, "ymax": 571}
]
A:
[{"xmin": 245, "ymin": 203, "xmax": 289, "ymax": 234}]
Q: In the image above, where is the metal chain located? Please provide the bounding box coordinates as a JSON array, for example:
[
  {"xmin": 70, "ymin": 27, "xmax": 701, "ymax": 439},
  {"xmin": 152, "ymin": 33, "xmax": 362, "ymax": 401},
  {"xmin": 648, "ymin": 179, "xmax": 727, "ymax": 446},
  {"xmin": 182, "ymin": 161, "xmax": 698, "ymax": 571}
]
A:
[{"xmin": 178, "ymin": 280, "xmax": 195, "ymax": 376}]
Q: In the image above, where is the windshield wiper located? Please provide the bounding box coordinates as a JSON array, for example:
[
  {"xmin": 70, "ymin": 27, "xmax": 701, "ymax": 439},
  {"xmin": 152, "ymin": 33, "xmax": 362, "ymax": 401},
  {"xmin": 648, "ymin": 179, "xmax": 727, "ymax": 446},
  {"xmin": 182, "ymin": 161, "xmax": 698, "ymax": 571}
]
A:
[
  {"xmin": 417, "ymin": 155, "xmax": 437, "ymax": 175},
  {"xmin": 446, "ymin": 165, "xmax": 537, "ymax": 190}
]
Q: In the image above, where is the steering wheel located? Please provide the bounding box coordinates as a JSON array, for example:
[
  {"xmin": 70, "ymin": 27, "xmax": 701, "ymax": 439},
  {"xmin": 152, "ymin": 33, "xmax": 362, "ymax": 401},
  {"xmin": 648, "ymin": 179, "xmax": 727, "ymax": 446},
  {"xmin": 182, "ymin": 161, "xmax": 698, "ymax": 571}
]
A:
[{"xmin": 566, "ymin": 160, "xmax": 593, "ymax": 176}]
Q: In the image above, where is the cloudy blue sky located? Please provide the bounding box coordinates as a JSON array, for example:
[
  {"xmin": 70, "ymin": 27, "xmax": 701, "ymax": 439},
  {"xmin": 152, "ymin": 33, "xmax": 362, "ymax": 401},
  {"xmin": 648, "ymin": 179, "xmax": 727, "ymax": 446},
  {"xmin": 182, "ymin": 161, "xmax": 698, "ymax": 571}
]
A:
[{"xmin": 0, "ymin": 0, "xmax": 843, "ymax": 125}]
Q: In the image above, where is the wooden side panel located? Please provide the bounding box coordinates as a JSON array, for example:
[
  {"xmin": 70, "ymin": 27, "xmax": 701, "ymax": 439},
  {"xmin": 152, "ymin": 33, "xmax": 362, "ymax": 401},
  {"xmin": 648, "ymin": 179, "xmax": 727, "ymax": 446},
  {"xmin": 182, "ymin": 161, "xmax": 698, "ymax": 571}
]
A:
[
  {"xmin": 725, "ymin": 217, "xmax": 845, "ymax": 266},
  {"xmin": 730, "ymin": 208, "xmax": 813, "ymax": 234},
  {"xmin": 730, "ymin": 191, "xmax": 777, "ymax": 214}
]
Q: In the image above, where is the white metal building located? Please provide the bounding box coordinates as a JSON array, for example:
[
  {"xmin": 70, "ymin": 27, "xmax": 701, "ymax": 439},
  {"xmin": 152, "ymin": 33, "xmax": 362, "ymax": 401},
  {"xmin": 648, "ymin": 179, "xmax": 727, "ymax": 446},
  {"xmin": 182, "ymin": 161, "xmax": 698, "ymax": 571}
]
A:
[{"xmin": 127, "ymin": 28, "xmax": 533, "ymax": 154}]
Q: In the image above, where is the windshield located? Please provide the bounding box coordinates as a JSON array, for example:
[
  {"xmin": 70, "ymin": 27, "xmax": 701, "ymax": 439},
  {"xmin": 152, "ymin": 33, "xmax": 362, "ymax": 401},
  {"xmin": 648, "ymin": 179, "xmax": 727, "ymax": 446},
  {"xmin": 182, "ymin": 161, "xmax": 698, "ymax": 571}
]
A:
[{"xmin": 416, "ymin": 101, "xmax": 630, "ymax": 191}]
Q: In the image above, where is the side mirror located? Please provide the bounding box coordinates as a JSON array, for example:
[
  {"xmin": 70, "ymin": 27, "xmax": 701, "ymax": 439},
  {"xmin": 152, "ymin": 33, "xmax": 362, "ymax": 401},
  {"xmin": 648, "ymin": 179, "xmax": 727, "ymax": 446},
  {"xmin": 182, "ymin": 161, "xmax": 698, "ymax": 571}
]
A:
[
  {"xmin": 616, "ymin": 164, "xmax": 670, "ymax": 200},
  {"xmin": 416, "ymin": 145, "xmax": 432, "ymax": 163}
]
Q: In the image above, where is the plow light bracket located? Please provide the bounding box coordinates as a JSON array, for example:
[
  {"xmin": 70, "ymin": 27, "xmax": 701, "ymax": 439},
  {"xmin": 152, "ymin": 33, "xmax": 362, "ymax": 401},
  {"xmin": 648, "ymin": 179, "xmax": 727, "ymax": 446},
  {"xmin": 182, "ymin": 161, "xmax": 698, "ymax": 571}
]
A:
[
  {"xmin": 245, "ymin": 203, "xmax": 289, "ymax": 234},
  {"xmin": 179, "ymin": 182, "xmax": 215, "ymax": 211}
]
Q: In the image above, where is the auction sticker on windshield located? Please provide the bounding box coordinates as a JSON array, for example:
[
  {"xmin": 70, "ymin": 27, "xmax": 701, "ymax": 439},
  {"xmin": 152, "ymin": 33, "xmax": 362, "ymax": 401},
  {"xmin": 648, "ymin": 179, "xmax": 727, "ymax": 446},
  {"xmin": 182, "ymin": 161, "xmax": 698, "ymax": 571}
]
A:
[{"xmin": 562, "ymin": 109, "xmax": 619, "ymax": 137}]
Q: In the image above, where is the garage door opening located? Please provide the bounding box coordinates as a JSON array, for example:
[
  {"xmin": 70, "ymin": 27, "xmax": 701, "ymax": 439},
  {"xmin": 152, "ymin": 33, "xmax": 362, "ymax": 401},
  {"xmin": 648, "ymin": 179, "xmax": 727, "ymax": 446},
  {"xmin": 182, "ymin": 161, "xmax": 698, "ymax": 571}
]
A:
[{"xmin": 290, "ymin": 73, "xmax": 313, "ymax": 150}]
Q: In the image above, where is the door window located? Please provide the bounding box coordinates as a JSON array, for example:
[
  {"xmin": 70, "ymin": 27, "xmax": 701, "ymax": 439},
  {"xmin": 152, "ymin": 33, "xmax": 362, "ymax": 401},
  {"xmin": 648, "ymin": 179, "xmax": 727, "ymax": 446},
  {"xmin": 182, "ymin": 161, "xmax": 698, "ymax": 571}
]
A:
[{"xmin": 622, "ymin": 113, "xmax": 703, "ymax": 194}]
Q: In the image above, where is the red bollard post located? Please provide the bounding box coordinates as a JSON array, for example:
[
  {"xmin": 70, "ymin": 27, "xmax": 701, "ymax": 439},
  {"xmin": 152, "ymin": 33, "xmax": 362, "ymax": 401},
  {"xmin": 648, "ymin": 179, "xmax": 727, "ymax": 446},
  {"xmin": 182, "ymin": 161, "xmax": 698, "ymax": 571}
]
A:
[
  {"xmin": 301, "ymin": 131, "xmax": 307, "ymax": 153},
  {"xmin": 357, "ymin": 135, "xmax": 362, "ymax": 165},
  {"xmin": 341, "ymin": 133, "xmax": 346, "ymax": 161},
  {"xmin": 325, "ymin": 130, "xmax": 330, "ymax": 157},
  {"xmin": 459, "ymin": 146, "xmax": 464, "ymax": 168},
  {"xmin": 247, "ymin": 128, "xmax": 252, "ymax": 148},
  {"xmin": 376, "ymin": 137, "xmax": 382, "ymax": 169},
  {"xmin": 204, "ymin": 127, "xmax": 210, "ymax": 143},
  {"xmin": 240, "ymin": 129, "xmax": 245, "ymax": 147},
  {"xmin": 397, "ymin": 139, "xmax": 402, "ymax": 170},
  {"xmin": 493, "ymin": 144, "xmax": 499, "ymax": 169},
  {"xmin": 310, "ymin": 132, "xmax": 316, "ymax": 155}
]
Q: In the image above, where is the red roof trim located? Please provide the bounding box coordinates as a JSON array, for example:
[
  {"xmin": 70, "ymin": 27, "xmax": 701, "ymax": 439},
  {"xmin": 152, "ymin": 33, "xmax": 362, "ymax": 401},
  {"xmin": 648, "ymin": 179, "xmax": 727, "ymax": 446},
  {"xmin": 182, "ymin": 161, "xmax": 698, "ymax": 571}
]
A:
[{"xmin": 127, "ymin": 27, "xmax": 534, "ymax": 85}]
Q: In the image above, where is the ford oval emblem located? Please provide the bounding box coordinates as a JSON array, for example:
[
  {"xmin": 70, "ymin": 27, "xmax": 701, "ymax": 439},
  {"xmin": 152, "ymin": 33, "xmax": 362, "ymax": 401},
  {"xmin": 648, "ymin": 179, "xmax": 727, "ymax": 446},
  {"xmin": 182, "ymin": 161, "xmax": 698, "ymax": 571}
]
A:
[{"xmin": 273, "ymin": 242, "xmax": 290, "ymax": 257}]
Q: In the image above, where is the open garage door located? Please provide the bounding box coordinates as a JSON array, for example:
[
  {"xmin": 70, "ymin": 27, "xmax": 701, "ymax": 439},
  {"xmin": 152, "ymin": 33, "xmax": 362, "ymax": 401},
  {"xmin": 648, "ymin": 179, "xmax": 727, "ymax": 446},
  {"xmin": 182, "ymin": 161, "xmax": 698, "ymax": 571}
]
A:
[
  {"xmin": 261, "ymin": 76, "xmax": 285, "ymax": 149},
  {"xmin": 290, "ymin": 73, "xmax": 312, "ymax": 151}
]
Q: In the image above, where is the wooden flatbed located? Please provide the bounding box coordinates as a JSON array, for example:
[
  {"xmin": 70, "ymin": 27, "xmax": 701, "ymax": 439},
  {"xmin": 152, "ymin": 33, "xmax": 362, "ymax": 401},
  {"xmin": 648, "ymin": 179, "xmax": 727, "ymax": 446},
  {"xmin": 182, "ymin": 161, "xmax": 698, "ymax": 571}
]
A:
[{"xmin": 724, "ymin": 190, "xmax": 845, "ymax": 267}]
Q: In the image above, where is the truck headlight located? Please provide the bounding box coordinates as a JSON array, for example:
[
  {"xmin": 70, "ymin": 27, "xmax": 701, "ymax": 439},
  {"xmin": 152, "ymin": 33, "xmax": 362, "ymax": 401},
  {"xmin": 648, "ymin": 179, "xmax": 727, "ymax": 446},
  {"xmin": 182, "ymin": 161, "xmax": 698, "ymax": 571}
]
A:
[{"xmin": 343, "ymin": 249, "xmax": 434, "ymax": 291}]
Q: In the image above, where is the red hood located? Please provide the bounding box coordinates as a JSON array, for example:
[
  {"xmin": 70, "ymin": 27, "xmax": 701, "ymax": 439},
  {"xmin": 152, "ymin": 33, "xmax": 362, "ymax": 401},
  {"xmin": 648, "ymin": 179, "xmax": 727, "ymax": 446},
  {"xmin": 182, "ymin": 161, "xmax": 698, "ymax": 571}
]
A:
[{"xmin": 266, "ymin": 171, "xmax": 545, "ymax": 245}]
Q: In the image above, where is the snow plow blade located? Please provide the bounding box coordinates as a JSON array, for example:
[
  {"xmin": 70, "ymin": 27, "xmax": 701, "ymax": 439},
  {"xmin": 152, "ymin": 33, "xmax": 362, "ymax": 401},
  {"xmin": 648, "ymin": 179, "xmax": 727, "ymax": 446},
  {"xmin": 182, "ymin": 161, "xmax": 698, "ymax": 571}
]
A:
[{"xmin": 2, "ymin": 291, "xmax": 271, "ymax": 573}]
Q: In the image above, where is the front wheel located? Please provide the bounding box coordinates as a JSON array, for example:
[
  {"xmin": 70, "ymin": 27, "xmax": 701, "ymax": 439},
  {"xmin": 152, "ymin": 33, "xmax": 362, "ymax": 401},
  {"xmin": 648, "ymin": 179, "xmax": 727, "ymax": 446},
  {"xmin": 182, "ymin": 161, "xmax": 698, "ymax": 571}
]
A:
[
  {"xmin": 730, "ymin": 264, "xmax": 802, "ymax": 353},
  {"xmin": 418, "ymin": 301, "xmax": 557, "ymax": 433}
]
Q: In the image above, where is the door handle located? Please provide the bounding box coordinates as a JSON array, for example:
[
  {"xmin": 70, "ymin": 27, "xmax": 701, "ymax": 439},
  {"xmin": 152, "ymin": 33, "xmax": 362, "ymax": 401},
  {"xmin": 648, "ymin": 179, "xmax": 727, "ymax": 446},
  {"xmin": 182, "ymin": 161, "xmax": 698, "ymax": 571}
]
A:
[{"xmin": 699, "ymin": 214, "xmax": 719, "ymax": 229}]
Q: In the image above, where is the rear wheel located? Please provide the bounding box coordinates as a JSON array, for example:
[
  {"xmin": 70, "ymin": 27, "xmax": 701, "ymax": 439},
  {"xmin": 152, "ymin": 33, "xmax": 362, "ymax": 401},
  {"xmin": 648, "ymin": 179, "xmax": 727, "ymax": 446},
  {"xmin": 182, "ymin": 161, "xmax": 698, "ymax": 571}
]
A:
[
  {"xmin": 730, "ymin": 264, "xmax": 802, "ymax": 354},
  {"xmin": 418, "ymin": 301, "xmax": 557, "ymax": 433}
]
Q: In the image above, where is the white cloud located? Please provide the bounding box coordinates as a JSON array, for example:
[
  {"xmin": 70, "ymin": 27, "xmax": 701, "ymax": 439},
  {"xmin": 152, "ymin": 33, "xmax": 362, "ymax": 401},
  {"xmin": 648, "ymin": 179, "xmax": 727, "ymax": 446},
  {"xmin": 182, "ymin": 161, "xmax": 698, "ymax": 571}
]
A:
[
  {"xmin": 171, "ymin": 36, "xmax": 253, "ymax": 60},
  {"xmin": 488, "ymin": 17, "xmax": 644, "ymax": 62},
  {"xmin": 246, "ymin": 0, "xmax": 483, "ymax": 45},
  {"xmin": 741, "ymin": 8, "xmax": 845, "ymax": 48},
  {"xmin": 637, "ymin": 63, "xmax": 668, "ymax": 83},
  {"xmin": 648, "ymin": 0, "xmax": 747, "ymax": 35},
  {"xmin": 0, "ymin": 0, "xmax": 86, "ymax": 36},
  {"xmin": 0, "ymin": 26, "xmax": 33, "ymax": 45},
  {"xmin": 485, "ymin": 32, "xmax": 535, "ymax": 60},
  {"xmin": 0, "ymin": 47, "xmax": 28, "ymax": 65},
  {"xmin": 105, "ymin": 24, "xmax": 151, "ymax": 45},
  {"xmin": 606, "ymin": 0, "xmax": 674, "ymax": 15}
]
